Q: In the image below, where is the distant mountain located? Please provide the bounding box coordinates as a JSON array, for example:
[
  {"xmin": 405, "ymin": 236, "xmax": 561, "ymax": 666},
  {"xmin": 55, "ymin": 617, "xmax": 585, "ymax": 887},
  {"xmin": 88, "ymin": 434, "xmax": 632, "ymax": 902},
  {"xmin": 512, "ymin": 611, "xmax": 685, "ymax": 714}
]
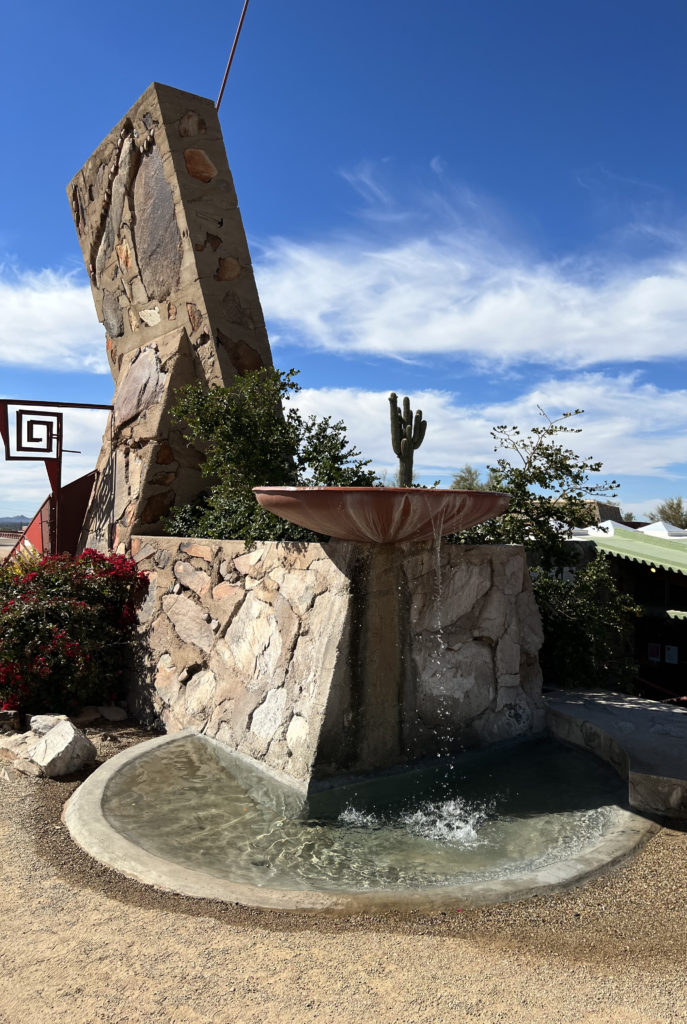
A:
[{"xmin": 0, "ymin": 515, "xmax": 30, "ymax": 530}]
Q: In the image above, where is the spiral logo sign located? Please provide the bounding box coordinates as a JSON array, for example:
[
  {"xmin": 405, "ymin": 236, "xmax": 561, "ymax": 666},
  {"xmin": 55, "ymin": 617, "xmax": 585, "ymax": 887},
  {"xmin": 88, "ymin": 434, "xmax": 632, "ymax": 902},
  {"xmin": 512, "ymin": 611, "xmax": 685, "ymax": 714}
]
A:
[{"xmin": 12, "ymin": 408, "xmax": 63, "ymax": 461}]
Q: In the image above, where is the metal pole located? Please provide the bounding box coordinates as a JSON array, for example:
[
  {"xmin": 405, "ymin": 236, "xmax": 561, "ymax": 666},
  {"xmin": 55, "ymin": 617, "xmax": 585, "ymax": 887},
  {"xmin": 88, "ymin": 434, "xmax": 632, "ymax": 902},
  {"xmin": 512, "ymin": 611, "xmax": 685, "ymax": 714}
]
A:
[{"xmin": 216, "ymin": 0, "xmax": 252, "ymax": 111}]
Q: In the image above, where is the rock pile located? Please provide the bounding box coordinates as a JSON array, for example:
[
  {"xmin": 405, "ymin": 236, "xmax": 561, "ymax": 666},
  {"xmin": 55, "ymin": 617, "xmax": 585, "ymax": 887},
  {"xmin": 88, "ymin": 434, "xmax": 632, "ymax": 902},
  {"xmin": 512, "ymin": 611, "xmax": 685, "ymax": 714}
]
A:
[{"xmin": 0, "ymin": 709, "xmax": 125, "ymax": 778}]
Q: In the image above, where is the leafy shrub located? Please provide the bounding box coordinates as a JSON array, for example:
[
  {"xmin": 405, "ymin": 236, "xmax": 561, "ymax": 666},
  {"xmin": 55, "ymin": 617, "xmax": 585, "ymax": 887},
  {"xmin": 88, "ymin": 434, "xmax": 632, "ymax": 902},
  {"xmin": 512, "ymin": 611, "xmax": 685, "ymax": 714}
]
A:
[
  {"xmin": 454, "ymin": 408, "xmax": 618, "ymax": 570},
  {"xmin": 163, "ymin": 367, "xmax": 378, "ymax": 544},
  {"xmin": 532, "ymin": 555, "xmax": 640, "ymax": 691},
  {"xmin": 0, "ymin": 550, "xmax": 148, "ymax": 714}
]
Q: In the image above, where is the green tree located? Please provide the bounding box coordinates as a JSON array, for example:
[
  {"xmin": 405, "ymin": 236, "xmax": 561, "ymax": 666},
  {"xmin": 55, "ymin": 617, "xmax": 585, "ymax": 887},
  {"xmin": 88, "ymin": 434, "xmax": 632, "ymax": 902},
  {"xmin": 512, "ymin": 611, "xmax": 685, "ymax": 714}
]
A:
[
  {"xmin": 459, "ymin": 408, "xmax": 619, "ymax": 570},
  {"xmin": 622, "ymin": 510, "xmax": 636, "ymax": 523},
  {"xmin": 649, "ymin": 497, "xmax": 687, "ymax": 529},
  {"xmin": 453, "ymin": 408, "xmax": 639, "ymax": 690},
  {"xmin": 450, "ymin": 463, "xmax": 501, "ymax": 492},
  {"xmin": 164, "ymin": 368, "xmax": 378, "ymax": 544}
]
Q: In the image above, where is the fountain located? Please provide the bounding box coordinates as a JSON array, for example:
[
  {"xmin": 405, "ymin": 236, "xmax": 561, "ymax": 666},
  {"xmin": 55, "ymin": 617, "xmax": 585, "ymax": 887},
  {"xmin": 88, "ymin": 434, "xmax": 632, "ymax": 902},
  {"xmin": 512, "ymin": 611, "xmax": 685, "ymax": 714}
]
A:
[
  {"xmin": 62, "ymin": 86, "xmax": 656, "ymax": 911},
  {"xmin": 65, "ymin": 392, "xmax": 654, "ymax": 909}
]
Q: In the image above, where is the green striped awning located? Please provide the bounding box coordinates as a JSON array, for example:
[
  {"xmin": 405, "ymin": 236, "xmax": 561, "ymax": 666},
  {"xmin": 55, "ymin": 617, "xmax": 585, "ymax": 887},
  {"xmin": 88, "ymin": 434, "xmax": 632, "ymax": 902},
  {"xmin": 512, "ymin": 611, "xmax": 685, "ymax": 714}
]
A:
[{"xmin": 587, "ymin": 531, "xmax": 687, "ymax": 575}]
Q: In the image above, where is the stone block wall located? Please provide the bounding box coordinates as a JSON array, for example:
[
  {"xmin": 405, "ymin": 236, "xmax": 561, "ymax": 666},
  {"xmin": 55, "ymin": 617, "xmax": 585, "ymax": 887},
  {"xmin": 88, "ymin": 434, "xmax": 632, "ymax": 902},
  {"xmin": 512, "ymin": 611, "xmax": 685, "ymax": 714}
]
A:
[
  {"xmin": 131, "ymin": 536, "xmax": 544, "ymax": 792},
  {"xmin": 67, "ymin": 84, "xmax": 274, "ymax": 551}
]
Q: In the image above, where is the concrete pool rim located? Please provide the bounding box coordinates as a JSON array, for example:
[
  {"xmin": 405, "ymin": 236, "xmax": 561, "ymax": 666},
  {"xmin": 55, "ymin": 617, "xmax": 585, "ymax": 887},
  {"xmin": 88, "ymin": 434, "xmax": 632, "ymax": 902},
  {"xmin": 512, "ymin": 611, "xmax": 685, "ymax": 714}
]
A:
[{"xmin": 63, "ymin": 730, "xmax": 659, "ymax": 913}]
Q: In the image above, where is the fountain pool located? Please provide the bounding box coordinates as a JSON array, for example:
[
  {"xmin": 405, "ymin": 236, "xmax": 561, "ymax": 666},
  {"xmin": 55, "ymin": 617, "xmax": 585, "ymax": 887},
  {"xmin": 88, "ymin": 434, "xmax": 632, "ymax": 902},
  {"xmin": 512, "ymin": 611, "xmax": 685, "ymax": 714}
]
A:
[{"xmin": 64, "ymin": 730, "xmax": 656, "ymax": 912}]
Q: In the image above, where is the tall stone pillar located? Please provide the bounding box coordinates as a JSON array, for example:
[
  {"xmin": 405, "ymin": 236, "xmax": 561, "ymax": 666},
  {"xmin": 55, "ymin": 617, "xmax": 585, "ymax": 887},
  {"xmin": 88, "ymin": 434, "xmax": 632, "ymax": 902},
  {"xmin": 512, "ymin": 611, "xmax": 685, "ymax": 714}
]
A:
[{"xmin": 67, "ymin": 83, "xmax": 274, "ymax": 551}]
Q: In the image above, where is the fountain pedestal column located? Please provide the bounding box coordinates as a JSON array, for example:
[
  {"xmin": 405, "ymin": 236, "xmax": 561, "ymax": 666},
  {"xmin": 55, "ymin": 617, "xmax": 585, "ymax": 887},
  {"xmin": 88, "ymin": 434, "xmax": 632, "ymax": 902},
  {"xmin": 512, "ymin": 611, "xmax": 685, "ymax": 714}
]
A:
[{"xmin": 132, "ymin": 536, "xmax": 545, "ymax": 793}]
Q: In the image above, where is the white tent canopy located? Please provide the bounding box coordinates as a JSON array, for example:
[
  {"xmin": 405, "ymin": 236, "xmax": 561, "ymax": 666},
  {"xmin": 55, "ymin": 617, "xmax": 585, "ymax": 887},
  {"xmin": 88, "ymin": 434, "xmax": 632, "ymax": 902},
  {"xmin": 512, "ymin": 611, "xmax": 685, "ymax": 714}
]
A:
[{"xmin": 638, "ymin": 520, "xmax": 687, "ymax": 539}]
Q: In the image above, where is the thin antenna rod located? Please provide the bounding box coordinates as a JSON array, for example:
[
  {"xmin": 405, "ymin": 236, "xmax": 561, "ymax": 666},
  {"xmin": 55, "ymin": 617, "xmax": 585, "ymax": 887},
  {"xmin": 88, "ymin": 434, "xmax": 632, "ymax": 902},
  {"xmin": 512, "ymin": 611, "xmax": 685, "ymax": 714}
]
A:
[{"xmin": 216, "ymin": 0, "xmax": 252, "ymax": 111}]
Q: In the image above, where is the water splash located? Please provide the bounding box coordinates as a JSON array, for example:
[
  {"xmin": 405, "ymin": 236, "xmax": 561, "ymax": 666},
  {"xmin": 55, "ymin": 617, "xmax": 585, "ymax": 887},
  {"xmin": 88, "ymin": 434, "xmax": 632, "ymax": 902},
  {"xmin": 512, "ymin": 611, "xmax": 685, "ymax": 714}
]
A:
[
  {"xmin": 399, "ymin": 796, "xmax": 492, "ymax": 846},
  {"xmin": 338, "ymin": 793, "xmax": 494, "ymax": 847}
]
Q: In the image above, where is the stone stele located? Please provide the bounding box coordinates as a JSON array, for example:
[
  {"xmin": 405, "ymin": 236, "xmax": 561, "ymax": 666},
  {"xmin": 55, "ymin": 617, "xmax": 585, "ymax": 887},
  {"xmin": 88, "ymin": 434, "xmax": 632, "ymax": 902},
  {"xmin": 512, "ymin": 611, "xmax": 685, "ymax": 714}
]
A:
[{"xmin": 67, "ymin": 83, "xmax": 274, "ymax": 552}]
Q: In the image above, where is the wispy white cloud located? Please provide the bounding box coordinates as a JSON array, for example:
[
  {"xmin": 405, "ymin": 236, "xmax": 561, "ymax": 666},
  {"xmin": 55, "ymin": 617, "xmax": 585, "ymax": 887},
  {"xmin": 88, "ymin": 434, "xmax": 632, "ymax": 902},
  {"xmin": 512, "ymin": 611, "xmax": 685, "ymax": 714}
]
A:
[
  {"xmin": 3, "ymin": 174, "xmax": 686, "ymax": 379},
  {"xmin": 255, "ymin": 164, "xmax": 687, "ymax": 369},
  {"xmin": 0, "ymin": 268, "xmax": 107, "ymax": 374},
  {"xmin": 339, "ymin": 160, "xmax": 395, "ymax": 208},
  {"xmin": 257, "ymin": 230, "xmax": 687, "ymax": 369},
  {"xmin": 429, "ymin": 155, "xmax": 447, "ymax": 177}
]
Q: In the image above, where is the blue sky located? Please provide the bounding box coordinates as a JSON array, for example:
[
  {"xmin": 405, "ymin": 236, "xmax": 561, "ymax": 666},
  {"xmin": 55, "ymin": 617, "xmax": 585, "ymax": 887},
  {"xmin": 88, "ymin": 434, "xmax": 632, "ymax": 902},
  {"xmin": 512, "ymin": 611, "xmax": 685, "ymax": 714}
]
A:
[{"xmin": 2, "ymin": 0, "xmax": 687, "ymax": 518}]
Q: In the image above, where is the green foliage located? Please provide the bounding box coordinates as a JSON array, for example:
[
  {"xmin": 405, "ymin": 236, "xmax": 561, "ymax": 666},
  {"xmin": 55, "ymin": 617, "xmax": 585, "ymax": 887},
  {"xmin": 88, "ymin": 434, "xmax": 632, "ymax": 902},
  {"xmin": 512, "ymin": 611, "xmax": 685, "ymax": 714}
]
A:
[
  {"xmin": 622, "ymin": 510, "xmax": 637, "ymax": 523},
  {"xmin": 164, "ymin": 368, "xmax": 378, "ymax": 544},
  {"xmin": 0, "ymin": 550, "xmax": 148, "ymax": 713},
  {"xmin": 450, "ymin": 463, "xmax": 501, "ymax": 492},
  {"xmin": 456, "ymin": 408, "xmax": 618, "ymax": 571},
  {"xmin": 649, "ymin": 497, "xmax": 687, "ymax": 529},
  {"xmin": 389, "ymin": 393, "xmax": 427, "ymax": 487},
  {"xmin": 451, "ymin": 408, "xmax": 638, "ymax": 690},
  {"xmin": 533, "ymin": 555, "xmax": 640, "ymax": 690}
]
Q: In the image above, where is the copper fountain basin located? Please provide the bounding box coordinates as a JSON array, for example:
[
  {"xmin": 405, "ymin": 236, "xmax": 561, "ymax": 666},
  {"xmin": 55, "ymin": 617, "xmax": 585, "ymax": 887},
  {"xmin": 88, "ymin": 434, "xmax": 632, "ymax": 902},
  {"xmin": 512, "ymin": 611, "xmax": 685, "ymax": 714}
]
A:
[{"xmin": 252, "ymin": 487, "xmax": 510, "ymax": 544}]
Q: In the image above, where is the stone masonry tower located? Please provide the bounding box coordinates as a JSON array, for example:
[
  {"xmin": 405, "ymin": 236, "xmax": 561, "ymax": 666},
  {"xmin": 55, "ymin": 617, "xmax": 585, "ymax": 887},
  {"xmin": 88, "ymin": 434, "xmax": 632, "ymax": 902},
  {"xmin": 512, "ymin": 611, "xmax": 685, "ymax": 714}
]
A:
[{"xmin": 68, "ymin": 83, "xmax": 274, "ymax": 552}]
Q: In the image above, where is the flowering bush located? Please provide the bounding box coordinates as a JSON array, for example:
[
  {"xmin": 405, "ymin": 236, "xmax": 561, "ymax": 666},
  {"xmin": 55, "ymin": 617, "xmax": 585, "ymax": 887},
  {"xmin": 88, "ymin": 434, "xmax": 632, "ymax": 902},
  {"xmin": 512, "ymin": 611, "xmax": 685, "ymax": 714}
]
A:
[{"xmin": 0, "ymin": 549, "xmax": 148, "ymax": 714}]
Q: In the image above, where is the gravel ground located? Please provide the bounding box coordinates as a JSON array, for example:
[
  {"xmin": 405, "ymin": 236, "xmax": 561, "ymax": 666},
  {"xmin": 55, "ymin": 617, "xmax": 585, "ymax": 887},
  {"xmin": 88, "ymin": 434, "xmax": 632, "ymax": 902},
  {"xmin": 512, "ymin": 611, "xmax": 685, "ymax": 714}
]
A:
[{"xmin": 0, "ymin": 723, "xmax": 686, "ymax": 1024}]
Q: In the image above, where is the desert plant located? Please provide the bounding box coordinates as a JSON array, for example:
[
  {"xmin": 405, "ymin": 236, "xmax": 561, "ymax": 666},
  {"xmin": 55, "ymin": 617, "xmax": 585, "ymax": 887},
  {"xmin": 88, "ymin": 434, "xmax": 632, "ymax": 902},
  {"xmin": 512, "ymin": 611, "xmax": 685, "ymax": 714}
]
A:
[
  {"xmin": 0, "ymin": 550, "xmax": 148, "ymax": 714},
  {"xmin": 389, "ymin": 393, "xmax": 427, "ymax": 487}
]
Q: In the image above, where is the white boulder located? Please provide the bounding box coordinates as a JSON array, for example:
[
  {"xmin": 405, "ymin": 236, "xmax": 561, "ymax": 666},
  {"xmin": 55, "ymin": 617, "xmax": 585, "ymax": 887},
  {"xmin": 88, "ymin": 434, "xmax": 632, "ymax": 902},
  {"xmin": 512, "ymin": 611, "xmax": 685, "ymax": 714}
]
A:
[
  {"xmin": 28, "ymin": 714, "xmax": 69, "ymax": 736},
  {"xmin": 30, "ymin": 720, "xmax": 97, "ymax": 777}
]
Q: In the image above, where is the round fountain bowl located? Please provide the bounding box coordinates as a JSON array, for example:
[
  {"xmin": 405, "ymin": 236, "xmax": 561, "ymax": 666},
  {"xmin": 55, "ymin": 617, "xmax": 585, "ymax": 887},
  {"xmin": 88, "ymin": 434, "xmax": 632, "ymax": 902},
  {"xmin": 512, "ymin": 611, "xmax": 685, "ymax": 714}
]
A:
[
  {"xmin": 63, "ymin": 732, "xmax": 657, "ymax": 913},
  {"xmin": 252, "ymin": 487, "xmax": 510, "ymax": 544}
]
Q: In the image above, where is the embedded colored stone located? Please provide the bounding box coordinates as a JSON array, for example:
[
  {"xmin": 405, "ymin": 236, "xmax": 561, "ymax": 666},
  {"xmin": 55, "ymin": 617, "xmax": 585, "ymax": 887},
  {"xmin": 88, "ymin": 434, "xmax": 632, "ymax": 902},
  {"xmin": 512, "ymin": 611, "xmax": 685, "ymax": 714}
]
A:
[
  {"xmin": 221, "ymin": 291, "xmax": 255, "ymax": 329},
  {"xmin": 133, "ymin": 146, "xmax": 182, "ymax": 300},
  {"xmin": 286, "ymin": 714, "xmax": 309, "ymax": 755},
  {"xmin": 179, "ymin": 541, "xmax": 215, "ymax": 561},
  {"xmin": 162, "ymin": 593, "xmax": 215, "ymax": 652},
  {"xmin": 217, "ymin": 332, "xmax": 265, "ymax": 374},
  {"xmin": 214, "ymin": 257, "xmax": 241, "ymax": 281},
  {"xmin": 174, "ymin": 560, "xmax": 211, "ymax": 597},
  {"xmin": 139, "ymin": 306, "xmax": 161, "ymax": 327},
  {"xmin": 151, "ymin": 471, "xmax": 176, "ymax": 485},
  {"xmin": 250, "ymin": 688, "xmax": 288, "ymax": 742},
  {"xmin": 141, "ymin": 490, "xmax": 175, "ymax": 524},
  {"xmin": 186, "ymin": 302, "xmax": 204, "ymax": 333},
  {"xmin": 212, "ymin": 581, "xmax": 242, "ymax": 602},
  {"xmin": 113, "ymin": 348, "xmax": 166, "ymax": 428},
  {"xmin": 185, "ymin": 669, "xmax": 217, "ymax": 717},
  {"xmin": 131, "ymin": 539, "xmax": 156, "ymax": 561},
  {"xmin": 155, "ymin": 441, "xmax": 175, "ymax": 465},
  {"xmin": 155, "ymin": 653, "xmax": 181, "ymax": 706},
  {"xmin": 183, "ymin": 148, "xmax": 217, "ymax": 182},
  {"xmin": 178, "ymin": 111, "xmax": 207, "ymax": 137},
  {"xmin": 115, "ymin": 239, "xmax": 133, "ymax": 270},
  {"xmin": 102, "ymin": 290, "xmax": 124, "ymax": 338}
]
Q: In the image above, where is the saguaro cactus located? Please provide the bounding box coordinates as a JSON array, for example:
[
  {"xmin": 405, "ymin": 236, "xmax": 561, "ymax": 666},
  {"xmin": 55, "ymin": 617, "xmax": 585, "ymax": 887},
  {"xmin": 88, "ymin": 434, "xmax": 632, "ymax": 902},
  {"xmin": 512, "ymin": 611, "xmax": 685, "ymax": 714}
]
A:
[{"xmin": 389, "ymin": 393, "xmax": 427, "ymax": 487}]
